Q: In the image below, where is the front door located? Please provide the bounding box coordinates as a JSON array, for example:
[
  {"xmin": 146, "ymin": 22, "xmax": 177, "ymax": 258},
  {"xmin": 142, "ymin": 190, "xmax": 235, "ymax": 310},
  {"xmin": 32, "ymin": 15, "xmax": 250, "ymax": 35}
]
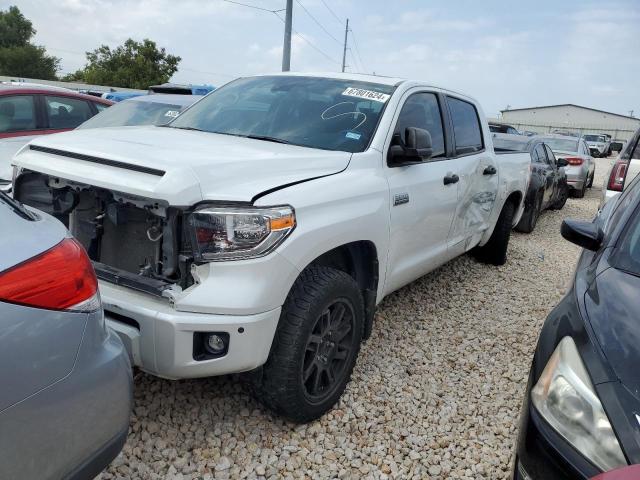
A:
[{"xmin": 385, "ymin": 91, "xmax": 459, "ymax": 294}]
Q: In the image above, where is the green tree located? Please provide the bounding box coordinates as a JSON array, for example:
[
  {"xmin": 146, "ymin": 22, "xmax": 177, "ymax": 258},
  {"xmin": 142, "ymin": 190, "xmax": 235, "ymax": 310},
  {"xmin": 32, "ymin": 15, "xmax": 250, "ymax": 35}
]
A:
[
  {"xmin": 0, "ymin": 6, "xmax": 60, "ymax": 79},
  {"xmin": 70, "ymin": 39, "xmax": 181, "ymax": 89}
]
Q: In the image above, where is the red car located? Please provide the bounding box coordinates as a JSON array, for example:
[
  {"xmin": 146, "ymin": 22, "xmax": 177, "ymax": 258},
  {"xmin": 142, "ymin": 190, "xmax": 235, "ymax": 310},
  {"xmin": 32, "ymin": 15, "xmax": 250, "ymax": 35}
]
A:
[{"xmin": 0, "ymin": 84, "xmax": 112, "ymax": 191}]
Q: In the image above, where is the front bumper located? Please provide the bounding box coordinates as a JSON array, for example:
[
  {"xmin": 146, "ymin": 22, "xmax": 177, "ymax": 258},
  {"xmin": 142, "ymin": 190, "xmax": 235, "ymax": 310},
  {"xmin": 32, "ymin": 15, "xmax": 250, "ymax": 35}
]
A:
[
  {"xmin": 101, "ymin": 282, "xmax": 281, "ymax": 379},
  {"xmin": 513, "ymin": 389, "xmax": 601, "ymax": 480}
]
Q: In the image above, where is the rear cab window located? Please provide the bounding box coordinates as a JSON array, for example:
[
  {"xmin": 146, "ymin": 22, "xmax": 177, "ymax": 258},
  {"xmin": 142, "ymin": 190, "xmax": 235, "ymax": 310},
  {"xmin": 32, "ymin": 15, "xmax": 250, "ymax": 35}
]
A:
[
  {"xmin": 0, "ymin": 95, "xmax": 37, "ymax": 133},
  {"xmin": 447, "ymin": 96, "xmax": 483, "ymax": 155}
]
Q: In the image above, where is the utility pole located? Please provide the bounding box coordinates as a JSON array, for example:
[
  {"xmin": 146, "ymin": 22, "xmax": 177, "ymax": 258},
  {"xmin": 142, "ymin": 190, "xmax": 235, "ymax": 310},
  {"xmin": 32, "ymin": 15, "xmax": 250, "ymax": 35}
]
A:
[
  {"xmin": 341, "ymin": 18, "xmax": 349, "ymax": 73},
  {"xmin": 282, "ymin": 0, "xmax": 293, "ymax": 72}
]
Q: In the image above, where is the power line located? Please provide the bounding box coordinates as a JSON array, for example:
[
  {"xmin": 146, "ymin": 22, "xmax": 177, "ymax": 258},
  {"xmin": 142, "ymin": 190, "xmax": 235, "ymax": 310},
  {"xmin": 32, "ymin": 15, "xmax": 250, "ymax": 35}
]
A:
[
  {"xmin": 274, "ymin": 11, "xmax": 341, "ymax": 65},
  {"xmin": 319, "ymin": 0, "xmax": 344, "ymax": 25},
  {"xmin": 349, "ymin": 29, "xmax": 367, "ymax": 73},
  {"xmin": 294, "ymin": 0, "xmax": 342, "ymax": 45},
  {"xmin": 221, "ymin": 0, "xmax": 283, "ymax": 13},
  {"xmin": 347, "ymin": 49, "xmax": 361, "ymax": 74}
]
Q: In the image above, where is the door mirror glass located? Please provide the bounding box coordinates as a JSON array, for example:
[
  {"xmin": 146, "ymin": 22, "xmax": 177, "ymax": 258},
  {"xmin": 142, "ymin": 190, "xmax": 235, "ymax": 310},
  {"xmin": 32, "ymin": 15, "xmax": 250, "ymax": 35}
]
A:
[
  {"xmin": 388, "ymin": 127, "xmax": 433, "ymax": 166},
  {"xmin": 561, "ymin": 219, "xmax": 603, "ymax": 251},
  {"xmin": 557, "ymin": 158, "xmax": 569, "ymax": 167}
]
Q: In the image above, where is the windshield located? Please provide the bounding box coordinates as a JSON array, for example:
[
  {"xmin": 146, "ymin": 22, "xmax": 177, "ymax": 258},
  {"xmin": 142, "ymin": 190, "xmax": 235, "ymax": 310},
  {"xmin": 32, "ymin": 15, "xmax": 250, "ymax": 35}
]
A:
[
  {"xmin": 541, "ymin": 137, "xmax": 578, "ymax": 152},
  {"xmin": 168, "ymin": 75, "xmax": 395, "ymax": 153},
  {"xmin": 79, "ymin": 100, "xmax": 184, "ymax": 129},
  {"xmin": 584, "ymin": 135, "xmax": 605, "ymax": 142}
]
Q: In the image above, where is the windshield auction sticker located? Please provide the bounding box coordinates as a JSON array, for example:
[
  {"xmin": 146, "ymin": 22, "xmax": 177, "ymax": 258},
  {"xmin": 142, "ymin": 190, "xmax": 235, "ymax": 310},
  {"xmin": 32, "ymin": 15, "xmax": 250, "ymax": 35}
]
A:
[{"xmin": 342, "ymin": 87, "xmax": 390, "ymax": 103}]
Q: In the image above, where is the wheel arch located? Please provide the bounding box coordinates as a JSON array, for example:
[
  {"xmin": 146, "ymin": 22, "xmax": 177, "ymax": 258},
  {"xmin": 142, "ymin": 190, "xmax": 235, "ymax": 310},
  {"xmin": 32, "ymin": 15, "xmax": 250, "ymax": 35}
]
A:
[{"xmin": 292, "ymin": 241, "xmax": 380, "ymax": 339}]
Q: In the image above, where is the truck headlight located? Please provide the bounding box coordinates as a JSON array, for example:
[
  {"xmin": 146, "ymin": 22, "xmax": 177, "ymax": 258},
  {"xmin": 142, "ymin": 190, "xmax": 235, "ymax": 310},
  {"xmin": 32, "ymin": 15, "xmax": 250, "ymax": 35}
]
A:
[
  {"xmin": 188, "ymin": 205, "xmax": 295, "ymax": 261},
  {"xmin": 531, "ymin": 337, "xmax": 627, "ymax": 472}
]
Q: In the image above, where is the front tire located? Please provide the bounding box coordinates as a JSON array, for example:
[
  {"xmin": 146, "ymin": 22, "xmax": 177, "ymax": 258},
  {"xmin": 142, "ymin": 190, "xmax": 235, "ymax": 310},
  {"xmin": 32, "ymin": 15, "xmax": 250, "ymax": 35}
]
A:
[
  {"xmin": 250, "ymin": 266, "xmax": 364, "ymax": 423},
  {"xmin": 473, "ymin": 200, "xmax": 515, "ymax": 266}
]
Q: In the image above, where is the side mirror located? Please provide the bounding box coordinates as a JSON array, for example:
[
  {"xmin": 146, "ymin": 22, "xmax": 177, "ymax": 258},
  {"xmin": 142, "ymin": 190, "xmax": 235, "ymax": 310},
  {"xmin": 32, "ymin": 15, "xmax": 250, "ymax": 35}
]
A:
[
  {"xmin": 557, "ymin": 158, "xmax": 569, "ymax": 168},
  {"xmin": 561, "ymin": 219, "xmax": 603, "ymax": 251},
  {"xmin": 388, "ymin": 127, "xmax": 433, "ymax": 166}
]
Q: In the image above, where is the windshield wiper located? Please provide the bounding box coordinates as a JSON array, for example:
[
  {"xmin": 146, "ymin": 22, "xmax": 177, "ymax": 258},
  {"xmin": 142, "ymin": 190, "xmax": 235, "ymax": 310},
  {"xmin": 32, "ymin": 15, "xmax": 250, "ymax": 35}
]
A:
[{"xmin": 243, "ymin": 134, "xmax": 292, "ymax": 145}]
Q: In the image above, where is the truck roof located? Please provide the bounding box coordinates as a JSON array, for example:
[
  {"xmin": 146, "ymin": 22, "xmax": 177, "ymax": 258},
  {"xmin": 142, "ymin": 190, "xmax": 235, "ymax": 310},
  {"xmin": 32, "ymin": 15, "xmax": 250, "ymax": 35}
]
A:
[{"xmin": 247, "ymin": 72, "xmax": 474, "ymax": 101}]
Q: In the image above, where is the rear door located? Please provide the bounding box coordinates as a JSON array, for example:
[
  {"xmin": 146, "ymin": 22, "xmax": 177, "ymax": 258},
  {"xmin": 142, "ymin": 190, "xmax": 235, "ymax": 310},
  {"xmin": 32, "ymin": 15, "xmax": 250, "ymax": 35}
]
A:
[
  {"xmin": 384, "ymin": 90, "xmax": 459, "ymax": 293},
  {"xmin": 42, "ymin": 94, "xmax": 95, "ymax": 132},
  {"xmin": 445, "ymin": 95, "xmax": 499, "ymax": 254},
  {"xmin": 543, "ymin": 144, "xmax": 560, "ymax": 207},
  {"xmin": 535, "ymin": 143, "xmax": 554, "ymax": 205}
]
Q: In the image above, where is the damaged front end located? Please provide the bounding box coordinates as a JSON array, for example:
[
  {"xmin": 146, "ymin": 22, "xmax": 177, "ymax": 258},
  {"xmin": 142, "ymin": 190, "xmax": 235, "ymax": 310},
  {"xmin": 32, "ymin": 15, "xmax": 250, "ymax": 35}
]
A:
[{"xmin": 14, "ymin": 171, "xmax": 195, "ymax": 298}]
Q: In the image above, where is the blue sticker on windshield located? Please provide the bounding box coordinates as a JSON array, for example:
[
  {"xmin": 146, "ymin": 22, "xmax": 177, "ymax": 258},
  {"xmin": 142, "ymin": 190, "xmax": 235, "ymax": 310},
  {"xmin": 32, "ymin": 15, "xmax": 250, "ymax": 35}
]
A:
[{"xmin": 345, "ymin": 132, "xmax": 361, "ymax": 140}]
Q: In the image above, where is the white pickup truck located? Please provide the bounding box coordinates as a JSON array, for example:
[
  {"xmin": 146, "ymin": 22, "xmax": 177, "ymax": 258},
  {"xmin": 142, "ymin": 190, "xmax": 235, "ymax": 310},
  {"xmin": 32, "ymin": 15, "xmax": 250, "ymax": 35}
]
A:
[{"xmin": 12, "ymin": 73, "xmax": 529, "ymax": 422}]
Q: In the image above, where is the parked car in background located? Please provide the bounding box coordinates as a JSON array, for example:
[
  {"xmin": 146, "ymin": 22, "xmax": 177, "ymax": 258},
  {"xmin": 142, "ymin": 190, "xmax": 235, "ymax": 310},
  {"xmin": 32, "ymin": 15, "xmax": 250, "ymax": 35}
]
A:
[
  {"xmin": 149, "ymin": 83, "xmax": 215, "ymax": 95},
  {"xmin": 602, "ymin": 127, "xmax": 640, "ymax": 205},
  {"xmin": 512, "ymin": 171, "xmax": 640, "ymax": 480},
  {"xmin": 551, "ymin": 129, "xmax": 580, "ymax": 137},
  {"xmin": 538, "ymin": 134, "xmax": 595, "ymax": 198},
  {"xmin": 79, "ymin": 94, "xmax": 200, "ymax": 129},
  {"xmin": 584, "ymin": 133, "xmax": 611, "ymax": 158},
  {"xmin": 493, "ymin": 134, "xmax": 569, "ymax": 232},
  {"xmin": 101, "ymin": 91, "xmax": 145, "ymax": 103},
  {"xmin": 0, "ymin": 84, "xmax": 112, "ymax": 192},
  {"xmin": 0, "ymin": 191, "xmax": 132, "ymax": 479},
  {"xmin": 13, "ymin": 73, "xmax": 529, "ymax": 422},
  {"xmin": 610, "ymin": 139, "xmax": 626, "ymax": 153},
  {"xmin": 489, "ymin": 122, "xmax": 520, "ymax": 135}
]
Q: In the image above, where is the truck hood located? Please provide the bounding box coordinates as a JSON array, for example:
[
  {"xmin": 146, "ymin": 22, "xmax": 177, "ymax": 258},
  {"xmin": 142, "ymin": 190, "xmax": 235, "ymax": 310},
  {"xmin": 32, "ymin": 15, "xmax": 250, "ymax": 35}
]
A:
[{"xmin": 12, "ymin": 126, "xmax": 351, "ymax": 205}]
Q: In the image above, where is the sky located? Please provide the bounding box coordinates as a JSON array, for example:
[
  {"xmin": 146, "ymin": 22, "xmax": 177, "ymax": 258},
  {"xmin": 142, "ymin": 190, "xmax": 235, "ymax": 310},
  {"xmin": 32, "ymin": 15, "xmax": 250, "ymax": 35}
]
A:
[{"xmin": 4, "ymin": 0, "xmax": 639, "ymax": 118}]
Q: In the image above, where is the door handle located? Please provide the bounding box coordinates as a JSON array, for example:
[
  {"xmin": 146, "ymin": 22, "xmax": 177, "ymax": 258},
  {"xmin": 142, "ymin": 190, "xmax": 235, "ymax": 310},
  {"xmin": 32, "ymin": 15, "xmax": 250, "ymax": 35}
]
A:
[
  {"xmin": 483, "ymin": 165, "xmax": 497, "ymax": 175},
  {"xmin": 443, "ymin": 174, "xmax": 459, "ymax": 185}
]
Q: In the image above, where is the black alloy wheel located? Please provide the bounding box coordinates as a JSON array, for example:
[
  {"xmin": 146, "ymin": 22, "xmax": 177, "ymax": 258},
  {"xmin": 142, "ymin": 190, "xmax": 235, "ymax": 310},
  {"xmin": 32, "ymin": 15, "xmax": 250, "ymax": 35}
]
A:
[{"xmin": 302, "ymin": 299, "xmax": 355, "ymax": 402}]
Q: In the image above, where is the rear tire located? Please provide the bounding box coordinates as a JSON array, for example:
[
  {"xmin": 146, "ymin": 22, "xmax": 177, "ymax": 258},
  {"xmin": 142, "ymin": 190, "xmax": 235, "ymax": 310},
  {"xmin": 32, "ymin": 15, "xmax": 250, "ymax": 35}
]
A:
[
  {"xmin": 573, "ymin": 182, "xmax": 586, "ymax": 198},
  {"xmin": 515, "ymin": 193, "xmax": 542, "ymax": 233},
  {"xmin": 249, "ymin": 266, "xmax": 364, "ymax": 423},
  {"xmin": 473, "ymin": 200, "xmax": 515, "ymax": 266},
  {"xmin": 587, "ymin": 172, "xmax": 594, "ymax": 188}
]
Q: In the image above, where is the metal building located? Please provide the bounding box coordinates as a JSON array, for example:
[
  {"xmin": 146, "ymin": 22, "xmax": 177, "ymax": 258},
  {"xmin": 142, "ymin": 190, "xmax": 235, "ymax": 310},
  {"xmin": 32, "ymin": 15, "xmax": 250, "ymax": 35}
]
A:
[{"xmin": 499, "ymin": 104, "xmax": 640, "ymax": 141}]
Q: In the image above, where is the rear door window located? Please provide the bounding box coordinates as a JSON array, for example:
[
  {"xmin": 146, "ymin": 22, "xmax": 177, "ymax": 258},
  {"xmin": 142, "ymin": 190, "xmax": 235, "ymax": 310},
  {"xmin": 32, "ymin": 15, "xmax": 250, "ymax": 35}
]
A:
[
  {"xmin": 44, "ymin": 95, "xmax": 93, "ymax": 129},
  {"xmin": 447, "ymin": 97, "xmax": 483, "ymax": 155},
  {"xmin": 0, "ymin": 95, "xmax": 37, "ymax": 133},
  {"xmin": 393, "ymin": 93, "xmax": 446, "ymax": 158}
]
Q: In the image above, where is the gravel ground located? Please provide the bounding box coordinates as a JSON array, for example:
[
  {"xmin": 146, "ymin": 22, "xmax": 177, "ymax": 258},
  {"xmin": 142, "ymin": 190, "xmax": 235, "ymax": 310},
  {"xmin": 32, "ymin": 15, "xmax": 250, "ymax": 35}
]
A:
[{"xmin": 99, "ymin": 157, "xmax": 612, "ymax": 480}]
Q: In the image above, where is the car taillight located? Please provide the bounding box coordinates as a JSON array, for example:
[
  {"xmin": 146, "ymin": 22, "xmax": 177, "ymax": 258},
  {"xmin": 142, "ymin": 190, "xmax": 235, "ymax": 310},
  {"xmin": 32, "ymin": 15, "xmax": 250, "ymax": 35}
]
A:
[
  {"xmin": 608, "ymin": 160, "xmax": 628, "ymax": 192},
  {"xmin": 564, "ymin": 156, "xmax": 584, "ymax": 166},
  {"xmin": 0, "ymin": 238, "xmax": 99, "ymax": 311}
]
